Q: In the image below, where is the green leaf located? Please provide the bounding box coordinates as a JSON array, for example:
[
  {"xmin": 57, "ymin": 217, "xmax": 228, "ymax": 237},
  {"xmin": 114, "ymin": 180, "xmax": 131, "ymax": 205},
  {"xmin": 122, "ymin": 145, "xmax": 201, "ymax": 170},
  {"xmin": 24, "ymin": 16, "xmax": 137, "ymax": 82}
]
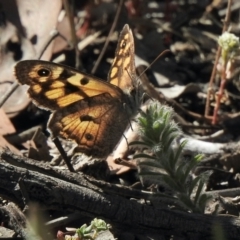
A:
[
  {"xmin": 133, "ymin": 101, "xmax": 207, "ymax": 213},
  {"xmin": 162, "ymin": 175, "xmax": 180, "ymax": 192},
  {"xmin": 198, "ymin": 194, "xmax": 212, "ymax": 213},
  {"xmin": 177, "ymin": 193, "xmax": 195, "ymax": 212},
  {"xmin": 188, "ymin": 176, "xmax": 201, "ymax": 196},
  {"xmin": 194, "ymin": 179, "xmax": 205, "ymax": 205}
]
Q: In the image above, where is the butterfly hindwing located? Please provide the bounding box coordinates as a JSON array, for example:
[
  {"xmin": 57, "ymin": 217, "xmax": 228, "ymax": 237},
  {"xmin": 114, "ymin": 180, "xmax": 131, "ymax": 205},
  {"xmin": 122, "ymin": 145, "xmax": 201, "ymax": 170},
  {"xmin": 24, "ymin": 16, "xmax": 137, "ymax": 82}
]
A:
[{"xmin": 48, "ymin": 94, "xmax": 129, "ymax": 157}]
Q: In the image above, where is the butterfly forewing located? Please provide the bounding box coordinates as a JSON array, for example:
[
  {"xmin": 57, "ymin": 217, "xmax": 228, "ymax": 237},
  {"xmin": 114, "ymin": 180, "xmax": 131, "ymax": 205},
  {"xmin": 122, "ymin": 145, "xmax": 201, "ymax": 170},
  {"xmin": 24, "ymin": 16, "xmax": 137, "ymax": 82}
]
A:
[
  {"xmin": 15, "ymin": 61, "xmax": 123, "ymax": 110},
  {"xmin": 108, "ymin": 24, "xmax": 136, "ymax": 94}
]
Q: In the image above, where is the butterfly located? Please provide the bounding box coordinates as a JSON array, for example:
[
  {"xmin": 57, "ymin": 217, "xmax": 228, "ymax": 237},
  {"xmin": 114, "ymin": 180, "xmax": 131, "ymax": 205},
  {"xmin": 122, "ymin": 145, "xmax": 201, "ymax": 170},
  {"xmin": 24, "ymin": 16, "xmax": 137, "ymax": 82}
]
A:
[{"xmin": 14, "ymin": 24, "xmax": 142, "ymax": 158}]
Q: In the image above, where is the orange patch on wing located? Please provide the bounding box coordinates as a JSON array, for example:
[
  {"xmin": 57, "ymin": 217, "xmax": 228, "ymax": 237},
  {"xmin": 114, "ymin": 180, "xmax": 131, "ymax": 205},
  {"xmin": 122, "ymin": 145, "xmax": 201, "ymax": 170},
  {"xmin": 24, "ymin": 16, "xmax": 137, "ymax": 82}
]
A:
[{"xmin": 32, "ymin": 84, "xmax": 42, "ymax": 94}]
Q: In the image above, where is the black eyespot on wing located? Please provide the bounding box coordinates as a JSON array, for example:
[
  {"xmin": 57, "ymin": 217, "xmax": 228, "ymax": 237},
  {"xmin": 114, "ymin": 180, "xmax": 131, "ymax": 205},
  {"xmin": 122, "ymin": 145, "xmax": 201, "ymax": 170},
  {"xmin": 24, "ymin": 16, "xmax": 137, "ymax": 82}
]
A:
[
  {"xmin": 85, "ymin": 133, "xmax": 94, "ymax": 141},
  {"xmin": 80, "ymin": 77, "xmax": 89, "ymax": 85},
  {"xmin": 38, "ymin": 68, "xmax": 51, "ymax": 76}
]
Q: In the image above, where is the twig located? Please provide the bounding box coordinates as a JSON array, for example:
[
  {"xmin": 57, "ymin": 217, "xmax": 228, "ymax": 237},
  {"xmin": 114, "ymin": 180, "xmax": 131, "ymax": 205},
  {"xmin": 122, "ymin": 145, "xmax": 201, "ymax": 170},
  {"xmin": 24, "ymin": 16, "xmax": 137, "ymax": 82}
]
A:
[
  {"xmin": 53, "ymin": 138, "xmax": 75, "ymax": 172},
  {"xmin": 63, "ymin": 0, "xmax": 82, "ymax": 69},
  {"xmin": 37, "ymin": 30, "xmax": 59, "ymax": 60},
  {"xmin": 212, "ymin": 65, "xmax": 227, "ymax": 124},
  {"xmin": 0, "ymin": 82, "xmax": 19, "ymax": 108},
  {"xmin": 91, "ymin": 0, "xmax": 124, "ymax": 74},
  {"xmin": 4, "ymin": 126, "xmax": 43, "ymax": 145},
  {"xmin": 204, "ymin": 0, "xmax": 233, "ymax": 121}
]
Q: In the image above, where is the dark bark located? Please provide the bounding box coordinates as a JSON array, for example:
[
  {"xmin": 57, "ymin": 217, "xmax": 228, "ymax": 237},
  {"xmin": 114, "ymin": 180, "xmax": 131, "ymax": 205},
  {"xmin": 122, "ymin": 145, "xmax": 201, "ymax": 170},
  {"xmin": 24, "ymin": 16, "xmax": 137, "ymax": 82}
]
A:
[
  {"xmin": 0, "ymin": 149, "xmax": 240, "ymax": 239},
  {"xmin": 0, "ymin": 203, "xmax": 41, "ymax": 239}
]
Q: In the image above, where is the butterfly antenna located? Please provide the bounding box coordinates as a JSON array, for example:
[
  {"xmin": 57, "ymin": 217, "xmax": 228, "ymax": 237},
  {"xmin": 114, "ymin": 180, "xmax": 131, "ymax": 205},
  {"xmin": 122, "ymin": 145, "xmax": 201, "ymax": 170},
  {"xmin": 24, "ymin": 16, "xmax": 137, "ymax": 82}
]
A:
[
  {"xmin": 138, "ymin": 49, "xmax": 170, "ymax": 79},
  {"xmin": 129, "ymin": 120, "xmax": 133, "ymax": 131},
  {"xmin": 123, "ymin": 102, "xmax": 134, "ymax": 131},
  {"xmin": 123, "ymin": 133, "xmax": 130, "ymax": 152}
]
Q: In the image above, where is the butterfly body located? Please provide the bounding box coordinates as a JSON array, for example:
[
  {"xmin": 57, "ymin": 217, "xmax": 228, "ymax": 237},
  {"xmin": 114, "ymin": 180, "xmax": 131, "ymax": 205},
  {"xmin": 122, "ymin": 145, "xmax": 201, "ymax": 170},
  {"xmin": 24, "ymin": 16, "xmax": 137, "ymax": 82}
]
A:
[{"xmin": 15, "ymin": 24, "xmax": 141, "ymax": 157}]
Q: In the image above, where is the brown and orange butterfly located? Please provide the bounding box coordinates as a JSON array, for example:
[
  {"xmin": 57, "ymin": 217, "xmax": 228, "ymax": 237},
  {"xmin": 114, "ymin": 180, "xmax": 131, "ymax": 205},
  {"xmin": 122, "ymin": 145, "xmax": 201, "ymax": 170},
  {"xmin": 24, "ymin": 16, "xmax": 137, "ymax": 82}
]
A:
[{"xmin": 15, "ymin": 24, "xmax": 142, "ymax": 158}]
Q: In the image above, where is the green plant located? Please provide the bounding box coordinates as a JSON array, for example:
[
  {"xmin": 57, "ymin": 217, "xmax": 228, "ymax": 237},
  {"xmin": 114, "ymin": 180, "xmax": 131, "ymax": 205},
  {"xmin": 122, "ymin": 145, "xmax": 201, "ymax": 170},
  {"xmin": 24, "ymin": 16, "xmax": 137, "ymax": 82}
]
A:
[
  {"xmin": 212, "ymin": 32, "xmax": 240, "ymax": 124},
  {"xmin": 59, "ymin": 218, "xmax": 110, "ymax": 240},
  {"xmin": 131, "ymin": 101, "xmax": 211, "ymax": 213},
  {"xmin": 76, "ymin": 218, "xmax": 110, "ymax": 240}
]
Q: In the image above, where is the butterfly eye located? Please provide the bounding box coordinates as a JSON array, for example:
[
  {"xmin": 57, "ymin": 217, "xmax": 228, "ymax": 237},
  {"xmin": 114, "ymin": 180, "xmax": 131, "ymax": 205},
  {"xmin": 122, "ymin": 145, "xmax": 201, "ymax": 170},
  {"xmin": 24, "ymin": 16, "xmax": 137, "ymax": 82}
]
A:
[{"xmin": 37, "ymin": 68, "xmax": 51, "ymax": 77}]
